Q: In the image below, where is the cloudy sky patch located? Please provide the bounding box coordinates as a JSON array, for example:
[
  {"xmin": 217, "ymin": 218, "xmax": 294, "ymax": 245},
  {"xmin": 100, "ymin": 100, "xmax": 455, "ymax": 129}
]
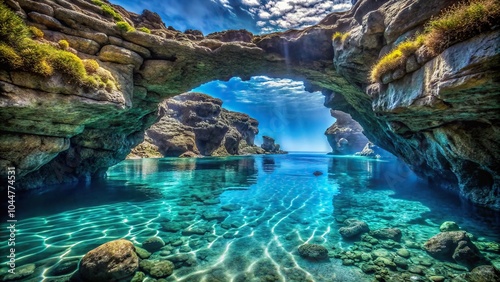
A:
[{"xmin": 111, "ymin": 0, "xmax": 351, "ymax": 34}]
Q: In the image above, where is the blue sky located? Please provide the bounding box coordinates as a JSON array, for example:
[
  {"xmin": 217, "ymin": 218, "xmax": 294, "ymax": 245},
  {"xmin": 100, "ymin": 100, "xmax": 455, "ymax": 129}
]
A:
[
  {"xmin": 109, "ymin": 0, "xmax": 352, "ymax": 152},
  {"xmin": 110, "ymin": 0, "xmax": 351, "ymax": 34},
  {"xmin": 193, "ymin": 77, "xmax": 334, "ymax": 152}
]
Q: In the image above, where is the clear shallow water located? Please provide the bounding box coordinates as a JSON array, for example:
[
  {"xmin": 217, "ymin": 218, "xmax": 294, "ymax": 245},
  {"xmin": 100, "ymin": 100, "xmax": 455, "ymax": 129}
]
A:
[{"xmin": 1, "ymin": 154, "xmax": 499, "ymax": 281}]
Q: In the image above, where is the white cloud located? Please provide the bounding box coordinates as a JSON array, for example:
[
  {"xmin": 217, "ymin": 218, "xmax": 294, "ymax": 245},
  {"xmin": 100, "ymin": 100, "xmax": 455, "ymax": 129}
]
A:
[
  {"xmin": 258, "ymin": 10, "xmax": 272, "ymax": 19},
  {"xmin": 256, "ymin": 21, "xmax": 267, "ymax": 27},
  {"xmin": 241, "ymin": 0, "xmax": 352, "ymax": 34},
  {"xmin": 242, "ymin": 0, "xmax": 261, "ymax": 6},
  {"xmin": 224, "ymin": 76, "xmax": 325, "ymax": 112}
]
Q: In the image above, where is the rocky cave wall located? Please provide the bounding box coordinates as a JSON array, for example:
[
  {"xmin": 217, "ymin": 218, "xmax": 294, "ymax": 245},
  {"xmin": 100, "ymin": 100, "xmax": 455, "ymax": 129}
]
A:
[{"xmin": 0, "ymin": 0, "xmax": 498, "ymax": 209}]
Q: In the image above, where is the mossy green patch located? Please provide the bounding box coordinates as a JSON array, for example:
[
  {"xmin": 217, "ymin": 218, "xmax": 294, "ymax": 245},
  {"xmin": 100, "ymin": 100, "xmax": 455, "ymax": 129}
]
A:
[
  {"xmin": 116, "ymin": 21, "xmax": 135, "ymax": 32},
  {"xmin": 91, "ymin": 0, "xmax": 123, "ymax": 21},
  {"xmin": 0, "ymin": 1, "xmax": 117, "ymax": 92},
  {"xmin": 139, "ymin": 27, "xmax": 151, "ymax": 34}
]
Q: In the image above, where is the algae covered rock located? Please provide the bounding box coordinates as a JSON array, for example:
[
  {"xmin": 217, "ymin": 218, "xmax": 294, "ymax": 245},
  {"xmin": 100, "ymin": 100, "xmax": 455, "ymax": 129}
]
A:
[
  {"xmin": 423, "ymin": 231, "xmax": 482, "ymax": 268},
  {"xmin": 440, "ymin": 221, "xmax": 460, "ymax": 232},
  {"xmin": 202, "ymin": 211, "xmax": 228, "ymax": 222},
  {"xmin": 298, "ymin": 244, "xmax": 328, "ymax": 260},
  {"xmin": 79, "ymin": 239, "xmax": 138, "ymax": 282},
  {"xmin": 140, "ymin": 259, "xmax": 175, "ymax": 278},
  {"xmin": 457, "ymin": 265, "xmax": 500, "ymax": 282},
  {"xmin": 142, "ymin": 236, "xmax": 165, "ymax": 252},
  {"xmin": 47, "ymin": 258, "xmax": 79, "ymax": 276},
  {"xmin": 134, "ymin": 246, "xmax": 152, "ymax": 259},
  {"xmin": 339, "ymin": 218, "xmax": 370, "ymax": 239},
  {"xmin": 370, "ymin": 227, "xmax": 402, "ymax": 241},
  {"xmin": 221, "ymin": 204, "xmax": 241, "ymax": 211},
  {"xmin": 0, "ymin": 264, "xmax": 36, "ymax": 281}
]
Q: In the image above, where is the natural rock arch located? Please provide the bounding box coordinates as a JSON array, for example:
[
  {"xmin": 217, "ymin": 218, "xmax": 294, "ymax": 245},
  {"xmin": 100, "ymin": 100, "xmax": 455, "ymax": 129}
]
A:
[{"xmin": 1, "ymin": 0, "xmax": 499, "ymax": 210}]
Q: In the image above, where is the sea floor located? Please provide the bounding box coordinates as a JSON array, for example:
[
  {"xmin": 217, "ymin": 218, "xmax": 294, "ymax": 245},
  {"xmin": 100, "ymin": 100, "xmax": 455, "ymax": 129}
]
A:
[{"xmin": 1, "ymin": 154, "xmax": 499, "ymax": 281}]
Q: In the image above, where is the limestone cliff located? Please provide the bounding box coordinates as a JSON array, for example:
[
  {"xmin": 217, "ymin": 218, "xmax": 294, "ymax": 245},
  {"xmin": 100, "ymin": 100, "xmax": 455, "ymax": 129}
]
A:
[
  {"xmin": 0, "ymin": 0, "xmax": 498, "ymax": 210},
  {"xmin": 129, "ymin": 92, "xmax": 264, "ymax": 158},
  {"xmin": 325, "ymin": 110, "xmax": 368, "ymax": 155}
]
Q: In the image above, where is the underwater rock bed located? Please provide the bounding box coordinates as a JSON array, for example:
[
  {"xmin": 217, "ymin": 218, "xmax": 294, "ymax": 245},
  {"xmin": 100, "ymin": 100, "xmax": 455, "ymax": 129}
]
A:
[{"xmin": 1, "ymin": 155, "xmax": 498, "ymax": 282}]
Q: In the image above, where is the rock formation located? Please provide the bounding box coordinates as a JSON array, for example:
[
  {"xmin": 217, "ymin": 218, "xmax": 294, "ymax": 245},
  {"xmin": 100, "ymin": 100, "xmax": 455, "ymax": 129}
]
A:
[
  {"xmin": 325, "ymin": 110, "xmax": 368, "ymax": 155},
  {"xmin": 355, "ymin": 142, "xmax": 393, "ymax": 159},
  {"xmin": 423, "ymin": 231, "xmax": 483, "ymax": 269},
  {"xmin": 79, "ymin": 239, "xmax": 139, "ymax": 282},
  {"xmin": 129, "ymin": 92, "xmax": 267, "ymax": 157},
  {"xmin": 0, "ymin": 0, "xmax": 498, "ymax": 210},
  {"xmin": 260, "ymin": 136, "xmax": 287, "ymax": 154}
]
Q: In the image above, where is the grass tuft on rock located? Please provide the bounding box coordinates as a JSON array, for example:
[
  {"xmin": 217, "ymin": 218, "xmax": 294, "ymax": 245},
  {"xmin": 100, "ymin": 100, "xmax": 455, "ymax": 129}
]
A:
[
  {"xmin": 332, "ymin": 31, "xmax": 350, "ymax": 44},
  {"xmin": 116, "ymin": 21, "xmax": 135, "ymax": 32},
  {"xmin": 83, "ymin": 59, "xmax": 99, "ymax": 74},
  {"xmin": 370, "ymin": 0, "xmax": 500, "ymax": 83},
  {"xmin": 58, "ymin": 39, "xmax": 69, "ymax": 50},
  {"xmin": 91, "ymin": 0, "xmax": 123, "ymax": 21},
  {"xmin": 0, "ymin": 1, "xmax": 117, "ymax": 91},
  {"xmin": 424, "ymin": 0, "xmax": 500, "ymax": 55},
  {"xmin": 28, "ymin": 26, "xmax": 44, "ymax": 39},
  {"xmin": 138, "ymin": 27, "xmax": 151, "ymax": 34}
]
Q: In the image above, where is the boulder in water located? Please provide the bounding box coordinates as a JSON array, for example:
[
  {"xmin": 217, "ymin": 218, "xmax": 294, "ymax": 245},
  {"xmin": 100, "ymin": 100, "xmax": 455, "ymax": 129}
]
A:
[
  {"xmin": 79, "ymin": 239, "xmax": 138, "ymax": 282},
  {"xmin": 339, "ymin": 218, "xmax": 370, "ymax": 239},
  {"xmin": 298, "ymin": 244, "xmax": 329, "ymax": 260}
]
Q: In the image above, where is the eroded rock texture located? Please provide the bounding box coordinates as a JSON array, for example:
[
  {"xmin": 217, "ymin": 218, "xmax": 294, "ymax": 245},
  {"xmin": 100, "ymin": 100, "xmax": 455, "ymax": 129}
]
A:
[
  {"xmin": 0, "ymin": 0, "xmax": 498, "ymax": 209},
  {"xmin": 325, "ymin": 110, "xmax": 368, "ymax": 155},
  {"xmin": 131, "ymin": 92, "xmax": 263, "ymax": 157}
]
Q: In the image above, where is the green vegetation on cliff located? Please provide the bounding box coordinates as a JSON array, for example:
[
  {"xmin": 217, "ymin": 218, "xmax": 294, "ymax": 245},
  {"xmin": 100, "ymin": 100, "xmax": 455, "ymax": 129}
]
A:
[
  {"xmin": 139, "ymin": 27, "xmax": 151, "ymax": 34},
  {"xmin": 116, "ymin": 21, "xmax": 135, "ymax": 32},
  {"xmin": 91, "ymin": 0, "xmax": 123, "ymax": 21},
  {"xmin": 0, "ymin": 1, "xmax": 116, "ymax": 91},
  {"xmin": 332, "ymin": 31, "xmax": 350, "ymax": 44},
  {"xmin": 370, "ymin": 0, "xmax": 500, "ymax": 82}
]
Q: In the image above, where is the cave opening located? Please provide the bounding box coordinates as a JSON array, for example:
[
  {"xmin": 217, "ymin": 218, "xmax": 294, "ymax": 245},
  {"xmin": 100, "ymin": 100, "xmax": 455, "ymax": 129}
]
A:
[{"xmin": 179, "ymin": 76, "xmax": 335, "ymax": 153}]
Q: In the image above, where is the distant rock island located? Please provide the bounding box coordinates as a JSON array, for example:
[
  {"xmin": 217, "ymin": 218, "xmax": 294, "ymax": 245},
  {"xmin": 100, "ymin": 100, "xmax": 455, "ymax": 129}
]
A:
[
  {"xmin": 325, "ymin": 110, "xmax": 368, "ymax": 155},
  {"xmin": 128, "ymin": 92, "xmax": 286, "ymax": 158}
]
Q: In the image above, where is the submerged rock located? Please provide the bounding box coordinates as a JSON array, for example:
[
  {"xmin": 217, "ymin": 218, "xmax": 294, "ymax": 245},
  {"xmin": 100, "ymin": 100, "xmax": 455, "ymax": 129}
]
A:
[
  {"xmin": 130, "ymin": 271, "xmax": 146, "ymax": 282},
  {"xmin": 456, "ymin": 265, "xmax": 500, "ymax": 282},
  {"xmin": 47, "ymin": 258, "xmax": 79, "ymax": 276},
  {"xmin": 140, "ymin": 259, "xmax": 174, "ymax": 278},
  {"xmin": 440, "ymin": 221, "xmax": 460, "ymax": 232},
  {"xmin": 298, "ymin": 244, "xmax": 329, "ymax": 260},
  {"xmin": 221, "ymin": 204, "xmax": 241, "ymax": 211},
  {"xmin": 339, "ymin": 218, "xmax": 370, "ymax": 239},
  {"xmin": 134, "ymin": 246, "xmax": 152, "ymax": 259},
  {"xmin": 370, "ymin": 228, "xmax": 402, "ymax": 241},
  {"xmin": 202, "ymin": 211, "xmax": 228, "ymax": 222},
  {"xmin": 142, "ymin": 236, "xmax": 165, "ymax": 252},
  {"xmin": 79, "ymin": 239, "xmax": 138, "ymax": 282},
  {"xmin": 423, "ymin": 231, "xmax": 482, "ymax": 268},
  {"xmin": 182, "ymin": 227, "xmax": 209, "ymax": 236},
  {"xmin": 0, "ymin": 264, "xmax": 36, "ymax": 281},
  {"xmin": 161, "ymin": 221, "xmax": 189, "ymax": 233},
  {"xmin": 396, "ymin": 248, "xmax": 410, "ymax": 258}
]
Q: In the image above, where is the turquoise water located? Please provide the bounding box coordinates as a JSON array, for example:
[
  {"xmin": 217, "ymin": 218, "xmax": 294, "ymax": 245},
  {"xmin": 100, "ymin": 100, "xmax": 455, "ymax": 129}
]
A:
[{"xmin": 1, "ymin": 154, "xmax": 499, "ymax": 281}]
